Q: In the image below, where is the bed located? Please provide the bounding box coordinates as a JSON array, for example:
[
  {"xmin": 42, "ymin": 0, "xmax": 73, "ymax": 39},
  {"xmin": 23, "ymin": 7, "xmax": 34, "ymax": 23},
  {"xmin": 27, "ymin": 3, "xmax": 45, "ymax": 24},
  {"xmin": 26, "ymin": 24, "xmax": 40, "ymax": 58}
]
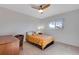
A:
[{"xmin": 26, "ymin": 32, "xmax": 54, "ymax": 49}]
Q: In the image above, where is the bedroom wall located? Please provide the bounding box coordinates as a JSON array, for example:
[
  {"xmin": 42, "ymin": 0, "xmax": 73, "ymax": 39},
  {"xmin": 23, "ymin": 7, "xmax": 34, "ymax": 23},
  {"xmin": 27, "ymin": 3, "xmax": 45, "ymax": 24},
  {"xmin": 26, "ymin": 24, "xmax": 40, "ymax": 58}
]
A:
[
  {"xmin": 40, "ymin": 9, "xmax": 79, "ymax": 47},
  {"xmin": 0, "ymin": 7, "xmax": 40, "ymax": 38}
]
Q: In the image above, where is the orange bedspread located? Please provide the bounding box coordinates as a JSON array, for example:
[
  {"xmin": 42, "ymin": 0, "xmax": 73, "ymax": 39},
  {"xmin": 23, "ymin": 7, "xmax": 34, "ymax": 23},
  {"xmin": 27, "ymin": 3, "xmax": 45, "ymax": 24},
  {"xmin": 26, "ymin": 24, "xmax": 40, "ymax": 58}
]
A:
[{"xmin": 26, "ymin": 34, "xmax": 54, "ymax": 49}]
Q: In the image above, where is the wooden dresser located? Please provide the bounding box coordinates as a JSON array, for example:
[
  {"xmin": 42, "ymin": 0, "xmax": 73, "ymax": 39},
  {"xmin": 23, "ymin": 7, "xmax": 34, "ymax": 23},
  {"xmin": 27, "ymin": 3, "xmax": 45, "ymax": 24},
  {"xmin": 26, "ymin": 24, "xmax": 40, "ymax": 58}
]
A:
[{"xmin": 0, "ymin": 35, "xmax": 20, "ymax": 55}]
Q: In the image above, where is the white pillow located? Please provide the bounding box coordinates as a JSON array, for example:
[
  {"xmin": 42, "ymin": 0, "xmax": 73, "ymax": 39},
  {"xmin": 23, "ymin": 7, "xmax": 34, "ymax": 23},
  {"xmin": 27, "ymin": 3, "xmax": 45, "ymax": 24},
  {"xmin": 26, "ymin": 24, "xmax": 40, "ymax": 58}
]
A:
[{"xmin": 27, "ymin": 31, "xmax": 36, "ymax": 35}]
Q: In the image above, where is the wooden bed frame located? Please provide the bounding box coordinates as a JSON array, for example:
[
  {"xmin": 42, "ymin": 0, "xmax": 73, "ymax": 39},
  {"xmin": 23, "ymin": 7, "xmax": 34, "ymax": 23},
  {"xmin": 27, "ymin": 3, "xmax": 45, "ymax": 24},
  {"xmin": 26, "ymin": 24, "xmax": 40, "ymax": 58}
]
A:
[
  {"xmin": 26, "ymin": 40, "xmax": 54, "ymax": 50},
  {"xmin": 0, "ymin": 35, "xmax": 20, "ymax": 55}
]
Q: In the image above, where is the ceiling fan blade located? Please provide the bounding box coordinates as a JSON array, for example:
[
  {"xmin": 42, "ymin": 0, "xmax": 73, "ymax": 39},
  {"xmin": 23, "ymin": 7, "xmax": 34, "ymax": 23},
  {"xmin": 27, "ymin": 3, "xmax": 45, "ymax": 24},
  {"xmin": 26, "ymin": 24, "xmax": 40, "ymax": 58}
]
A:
[
  {"xmin": 31, "ymin": 4, "xmax": 50, "ymax": 10},
  {"xmin": 41, "ymin": 4, "xmax": 50, "ymax": 10},
  {"xmin": 31, "ymin": 5, "xmax": 41, "ymax": 10}
]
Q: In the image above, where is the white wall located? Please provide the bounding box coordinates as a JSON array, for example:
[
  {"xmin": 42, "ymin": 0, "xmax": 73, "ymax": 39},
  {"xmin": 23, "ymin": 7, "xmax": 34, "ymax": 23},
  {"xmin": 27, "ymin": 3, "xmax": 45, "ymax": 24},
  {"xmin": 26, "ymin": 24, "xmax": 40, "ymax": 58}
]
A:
[
  {"xmin": 40, "ymin": 9, "xmax": 79, "ymax": 47},
  {"xmin": 0, "ymin": 7, "xmax": 40, "ymax": 37},
  {"xmin": 0, "ymin": 6, "xmax": 79, "ymax": 47}
]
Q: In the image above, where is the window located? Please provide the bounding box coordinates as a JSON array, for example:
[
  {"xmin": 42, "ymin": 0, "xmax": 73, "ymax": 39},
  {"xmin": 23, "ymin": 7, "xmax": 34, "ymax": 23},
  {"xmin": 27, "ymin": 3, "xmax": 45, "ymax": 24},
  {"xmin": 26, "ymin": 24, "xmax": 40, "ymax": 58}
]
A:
[{"xmin": 49, "ymin": 18, "xmax": 64, "ymax": 30}]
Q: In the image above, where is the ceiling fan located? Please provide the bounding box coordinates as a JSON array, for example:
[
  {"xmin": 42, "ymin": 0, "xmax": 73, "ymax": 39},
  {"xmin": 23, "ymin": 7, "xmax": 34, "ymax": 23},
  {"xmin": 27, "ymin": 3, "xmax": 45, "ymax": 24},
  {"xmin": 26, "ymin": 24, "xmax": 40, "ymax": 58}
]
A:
[{"xmin": 31, "ymin": 4, "xmax": 50, "ymax": 14}]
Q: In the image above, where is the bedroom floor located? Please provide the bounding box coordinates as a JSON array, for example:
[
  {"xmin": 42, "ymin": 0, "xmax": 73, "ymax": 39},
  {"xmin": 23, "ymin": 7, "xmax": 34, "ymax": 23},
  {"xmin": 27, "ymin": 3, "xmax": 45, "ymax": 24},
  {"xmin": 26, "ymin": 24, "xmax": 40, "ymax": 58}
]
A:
[{"xmin": 20, "ymin": 41, "xmax": 79, "ymax": 55}]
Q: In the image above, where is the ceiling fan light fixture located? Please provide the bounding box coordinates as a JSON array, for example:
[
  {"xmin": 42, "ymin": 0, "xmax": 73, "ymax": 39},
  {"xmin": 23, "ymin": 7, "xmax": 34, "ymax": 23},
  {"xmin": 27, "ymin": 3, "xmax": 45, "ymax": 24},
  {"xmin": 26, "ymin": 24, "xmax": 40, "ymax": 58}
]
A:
[{"xmin": 38, "ymin": 9, "xmax": 43, "ymax": 14}]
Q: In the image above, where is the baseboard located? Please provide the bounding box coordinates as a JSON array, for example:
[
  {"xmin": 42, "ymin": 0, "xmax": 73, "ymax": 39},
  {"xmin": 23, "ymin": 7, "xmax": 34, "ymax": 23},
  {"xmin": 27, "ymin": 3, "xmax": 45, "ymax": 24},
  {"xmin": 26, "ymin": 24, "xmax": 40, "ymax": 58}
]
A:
[{"xmin": 56, "ymin": 40, "xmax": 79, "ymax": 48}]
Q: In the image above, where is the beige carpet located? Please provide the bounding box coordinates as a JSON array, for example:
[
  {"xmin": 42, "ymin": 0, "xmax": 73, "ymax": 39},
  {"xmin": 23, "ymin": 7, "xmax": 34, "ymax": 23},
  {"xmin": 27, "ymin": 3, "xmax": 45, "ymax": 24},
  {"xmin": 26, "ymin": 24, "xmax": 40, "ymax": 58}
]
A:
[{"xmin": 20, "ymin": 41, "xmax": 79, "ymax": 55}]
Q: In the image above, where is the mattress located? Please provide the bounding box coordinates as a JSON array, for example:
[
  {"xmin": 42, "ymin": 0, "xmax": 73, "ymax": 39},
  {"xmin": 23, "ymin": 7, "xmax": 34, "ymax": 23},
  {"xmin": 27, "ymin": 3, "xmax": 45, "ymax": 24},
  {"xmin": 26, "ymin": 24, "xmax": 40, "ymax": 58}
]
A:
[{"xmin": 26, "ymin": 34, "xmax": 54, "ymax": 49}]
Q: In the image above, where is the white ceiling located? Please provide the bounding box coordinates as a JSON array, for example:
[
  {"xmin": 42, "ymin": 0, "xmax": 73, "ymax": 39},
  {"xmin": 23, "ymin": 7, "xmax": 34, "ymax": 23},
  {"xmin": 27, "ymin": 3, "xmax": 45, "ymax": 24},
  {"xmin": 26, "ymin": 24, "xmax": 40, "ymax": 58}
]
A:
[{"xmin": 0, "ymin": 4, "xmax": 79, "ymax": 19}]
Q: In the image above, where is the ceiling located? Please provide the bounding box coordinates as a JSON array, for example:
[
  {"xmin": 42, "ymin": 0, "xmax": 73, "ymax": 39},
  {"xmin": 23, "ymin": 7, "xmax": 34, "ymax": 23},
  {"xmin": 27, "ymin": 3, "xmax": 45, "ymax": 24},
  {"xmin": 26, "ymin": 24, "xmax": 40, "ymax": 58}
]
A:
[{"xmin": 0, "ymin": 4, "xmax": 79, "ymax": 19}]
